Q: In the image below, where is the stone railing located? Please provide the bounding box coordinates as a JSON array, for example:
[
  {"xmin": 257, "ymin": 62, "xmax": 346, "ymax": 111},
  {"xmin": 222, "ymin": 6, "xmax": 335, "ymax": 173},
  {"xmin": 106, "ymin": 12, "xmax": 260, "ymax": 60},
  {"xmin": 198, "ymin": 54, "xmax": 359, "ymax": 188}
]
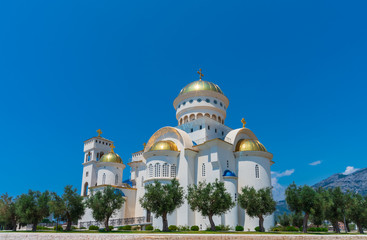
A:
[{"xmin": 79, "ymin": 216, "xmax": 151, "ymax": 228}]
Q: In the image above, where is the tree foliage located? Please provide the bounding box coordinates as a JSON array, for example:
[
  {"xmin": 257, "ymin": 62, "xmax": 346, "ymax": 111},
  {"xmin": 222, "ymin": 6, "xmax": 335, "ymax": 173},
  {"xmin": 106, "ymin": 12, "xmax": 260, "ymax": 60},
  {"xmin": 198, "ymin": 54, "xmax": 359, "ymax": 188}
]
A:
[
  {"xmin": 86, "ymin": 186, "xmax": 125, "ymax": 232},
  {"xmin": 277, "ymin": 212, "xmax": 291, "ymax": 227},
  {"xmin": 238, "ymin": 186, "xmax": 276, "ymax": 232},
  {"xmin": 285, "ymin": 183, "xmax": 324, "ymax": 233},
  {"xmin": 140, "ymin": 179, "xmax": 184, "ymax": 232},
  {"xmin": 15, "ymin": 190, "xmax": 50, "ymax": 232},
  {"xmin": 346, "ymin": 192, "xmax": 367, "ymax": 234},
  {"xmin": 325, "ymin": 187, "xmax": 345, "ymax": 233},
  {"xmin": 0, "ymin": 193, "xmax": 18, "ymax": 231},
  {"xmin": 49, "ymin": 185, "xmax": 85, "ymax": 231},
  {"xmin": 187, "ymin": 179, "xmax": 234, "ymax": 231}
]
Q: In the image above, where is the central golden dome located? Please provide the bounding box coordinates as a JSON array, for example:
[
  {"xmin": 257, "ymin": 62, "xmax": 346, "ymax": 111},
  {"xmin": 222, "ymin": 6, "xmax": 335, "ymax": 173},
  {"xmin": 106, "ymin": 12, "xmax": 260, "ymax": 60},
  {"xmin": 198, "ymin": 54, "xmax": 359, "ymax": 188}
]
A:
[
  {"xmin": 100, "ymin": 152, "xmax": 122, "ymax": 163},
  {"xmin": 179, "ymin": 80, "xmax": 224, "ymax": 95},
  {"xmin": 235, "ymin": 139, "xmax": 267, "ymax": 152},
  {"xmin": 149, "ymin": 140, "xmax": 179, "ymax": 151}
]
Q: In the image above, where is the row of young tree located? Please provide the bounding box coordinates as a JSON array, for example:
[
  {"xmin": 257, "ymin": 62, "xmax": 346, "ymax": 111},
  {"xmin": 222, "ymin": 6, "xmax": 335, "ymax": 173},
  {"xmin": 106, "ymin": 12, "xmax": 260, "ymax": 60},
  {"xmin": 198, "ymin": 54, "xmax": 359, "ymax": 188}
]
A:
[
  {"xmin": 285, "ymin": 183, "xmax": 367, "ymax": 234},
  {"xmin": 139, "ymin": 179, "xmax": 276, "ymax": 232}
]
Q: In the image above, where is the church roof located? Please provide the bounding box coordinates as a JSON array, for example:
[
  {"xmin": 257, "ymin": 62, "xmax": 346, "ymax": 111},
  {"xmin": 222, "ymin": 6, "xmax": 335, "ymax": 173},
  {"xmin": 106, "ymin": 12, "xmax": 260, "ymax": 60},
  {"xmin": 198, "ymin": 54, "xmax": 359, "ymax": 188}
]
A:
[{"xmin": 179, "ymin": 80, "xmax": 224, "ymax": 96}]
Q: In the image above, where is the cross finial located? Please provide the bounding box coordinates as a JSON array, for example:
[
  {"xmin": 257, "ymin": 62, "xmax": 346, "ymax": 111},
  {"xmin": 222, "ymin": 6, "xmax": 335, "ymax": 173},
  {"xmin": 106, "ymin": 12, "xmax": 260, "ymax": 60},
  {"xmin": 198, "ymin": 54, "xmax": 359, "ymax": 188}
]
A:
[
  {"xmin": 110, "ymin": 143, "xmax": 115, "ymax": 153},
  {"xmin": 143, "ymin": 143, "xmax": 146, "ymax": 149},
  {"xmin": 197, "ymin": 68, "xmax": 204, "ymax": 80},
  {"xmin": 97, "ymin": 129, "xmax": 102, "ymax": 137},
  {"xmin": 241, "ymin": 118, "xmax": 246, "ymax": 128}
]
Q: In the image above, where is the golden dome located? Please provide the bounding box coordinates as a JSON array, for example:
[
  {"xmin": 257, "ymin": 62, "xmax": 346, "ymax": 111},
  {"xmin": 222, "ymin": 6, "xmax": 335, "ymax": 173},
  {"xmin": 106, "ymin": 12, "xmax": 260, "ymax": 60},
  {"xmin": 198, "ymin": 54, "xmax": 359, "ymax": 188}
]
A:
[
  {"xmin": 100, "ymin": 152, "xmax": 123, "ymax": 163},
  {"xmin": 235, "ymin": 139, "xmax": 267, "ymax": 152},
  {"xmin": 179, "ymin": 80, "xmax": 224, "ymax": 95},
  {"xmin": 149, "ymin": 140, "xmax": 179, "ymax": 151}
]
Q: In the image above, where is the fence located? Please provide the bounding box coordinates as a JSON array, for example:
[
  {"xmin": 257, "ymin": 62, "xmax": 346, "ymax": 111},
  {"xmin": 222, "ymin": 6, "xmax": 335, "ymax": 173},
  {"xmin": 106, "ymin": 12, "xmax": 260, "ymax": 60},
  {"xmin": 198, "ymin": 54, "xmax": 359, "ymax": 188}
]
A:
[{"xmin": 79, "ymin": 216, "xmax": 151, "ymax": 228}]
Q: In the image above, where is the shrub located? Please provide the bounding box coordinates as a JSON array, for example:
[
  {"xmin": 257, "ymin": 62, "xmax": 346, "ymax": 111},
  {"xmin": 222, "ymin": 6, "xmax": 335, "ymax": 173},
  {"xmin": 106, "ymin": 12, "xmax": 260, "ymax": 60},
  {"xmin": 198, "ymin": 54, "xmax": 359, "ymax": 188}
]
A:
[
  {"xmin": 215, "ymin": 226, "xmax": 221, "ymax": 231},
  {"xmin": 235, "ymin": 225, "xmax": 244, "ymax": 231},
  {"xmin": 72, "ymin": 226, "xmax": 77, "ymax": 230},
  {"xmin": 80, "ymin": 227, "xmax": 86, "ymax": 230},
  {"xmin": 178, "ymin": 225, "xmax": 190, "ymax": 231},
  {"xmin": 285, "ymin": 226, "xmax": 299, "ymax": 232},
  {"xmin": 89, "ymin": 225, "xmax": 99, "ymax": 230},
  {"xmin": 218, "ymin": 225, "xmax": 231, "ymax": 231},
  {"xmin": 168, "ymin": 225, "xmax": 178, "ymax": 231},
  {"xmin": 308, "ymin": 227, "xmax": 328, "ymax": 232},
  {"xmin": 53, "ymin": 225, "xmax": 63, "ymax": 231},
  {"xmin": 36, "ymin": 226, "xmax": 50, "ymax": 230},
  {"xmin": 153, "ymin": 228, "xmax": 161, "ymax": 232},
  {"xmin": 132, "ymin": 226, "xmax": 141, "ymax": 230},
  {"xmin": 271, "ymin": 226, "xmax": 282, "ymax": 231},
  {"xmin": 145, "ymin": 225, "xmax": 153, "ymax": 231},
  {"xmin": 190, "ymin": 225, "xmax": 199, "ymax": 231},
  {"xmin": 119, "ymin": 225, "xmax": 132, "ymax": 230},
  {"xmin": 255, "ymin": 226, "xmax": 261, "ymax": 232}
]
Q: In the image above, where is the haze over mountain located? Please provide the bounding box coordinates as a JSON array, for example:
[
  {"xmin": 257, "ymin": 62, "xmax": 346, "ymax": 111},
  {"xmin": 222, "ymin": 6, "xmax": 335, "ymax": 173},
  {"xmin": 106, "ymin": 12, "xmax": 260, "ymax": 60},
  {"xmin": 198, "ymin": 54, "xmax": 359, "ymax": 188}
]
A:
[{"xmin": 312, "ymin": 168, "xmax": 367, "ymax": 195}]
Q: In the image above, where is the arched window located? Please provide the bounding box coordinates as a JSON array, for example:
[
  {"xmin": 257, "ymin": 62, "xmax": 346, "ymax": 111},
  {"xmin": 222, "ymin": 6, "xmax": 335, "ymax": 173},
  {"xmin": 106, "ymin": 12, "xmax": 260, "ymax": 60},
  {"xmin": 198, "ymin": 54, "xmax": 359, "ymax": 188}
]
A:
[
  {"xmin": 170, "ymin": 164, "xmax": 176, "ymax": 178},
  {"xmin": 204, "ymin": 113, "xmax": 210, "ymax": 118},
  {"xmin": 96, "ymin": 153, "xmax": 100, "ymax": 161},
  {"xmin": 115, "ymin": 174, "xmax": 118, "ymax": 185},
  {"xmin": 211, "ymin": 114, "xmax": 217, "ymax": 121},
  {"xmin": 184, "ymin": 116, "xmax": 189, "ymax": 123},
  {"xmin": 149, "ymin": 164, "xmax": 153, "ymax": 178},
  {"xmin": 141, "ymin": 176, "xmax": 144, "ymax": 187},
  {"xmin": 202, "ymin": 163, "xmax": 206, "ymax": 177},
  {"xmin": 218, "ymin": 116, "xmax": 222, "ymax": 123},
  {"xmin": 189, "ymin": 114, "xmax": 195, "ymax": 121},
  {"xmin": 87, "ymin": 152, "xmax": 91, "ymax": 161},
  {"xmin": 154, "ymin": 163, "xmax": 161, "ymax": 177},
  {"xmin": 255, "ymin": 165, "xmax": 259, "ymax": 179},
  {"xmin": 83, "ymin": 182, "xmax": 88, "ymax": 196},
  {"xmin": 102, "ymin": 173, "xmax": 106, "ymax": 184},
  {"xmin": 197, "ymin": 113, "xmax": 203, "ymax": 119},
  {"xmin": 162, "ymin": 163, "xmax": 169, "ymax": 177}
]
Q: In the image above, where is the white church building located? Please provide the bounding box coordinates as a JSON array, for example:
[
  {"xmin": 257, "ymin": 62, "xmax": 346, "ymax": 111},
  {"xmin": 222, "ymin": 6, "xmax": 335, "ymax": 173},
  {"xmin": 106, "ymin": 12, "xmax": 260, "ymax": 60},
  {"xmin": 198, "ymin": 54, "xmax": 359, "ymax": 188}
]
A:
[{"xmin": 78, "ymin": 74, "xmax": 275, "ymax": 231}]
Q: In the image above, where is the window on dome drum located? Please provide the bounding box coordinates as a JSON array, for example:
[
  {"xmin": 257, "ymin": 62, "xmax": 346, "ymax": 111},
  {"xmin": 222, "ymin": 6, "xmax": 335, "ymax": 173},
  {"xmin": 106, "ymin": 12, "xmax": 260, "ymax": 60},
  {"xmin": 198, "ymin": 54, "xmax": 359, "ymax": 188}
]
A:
[
  {"xmin": 208, "ymin": 126, "xmax": 210, "ymax": 130},
  {"xmin": 154, "ymin": 163, "xmax": 161, "ymax": 177},
  {"xmin": 214, "ymin": 100, "xmax": 217, "ymax": 104},
  {"xmin": 222, "ymin": 131, "xmax": 224, "ymax": 136},
  {"xmin": 83, "ymin": 182, "xmax": 88, "ymax": 196},
  {"xmin": 215, "ymin": 129, "xmax": 217, "ymax": 133},
  {"xmin": 220, "ymin": 102, "xmax": 223, "ymax": 107},
  {"xmin": 200, "ymin": 125, "xmax": 202, "ymax": 130},
  {"xmin": 183, "ymin": 101, "xmax": 186, "ymax": 105},
  {"xmin": 189, "ymin": 99, "xmax": 193, "ymax": 103},
  {"xmin": 115, "ymin": 174, "xmax": 118, "ymax": 185},
  {"xmin": 191, "ymin": 128, "xmax": 193, "ymax": 132},
  {"xmin": 95, "ymin": 140, "xmax": 97, "ymax": 142},
  {"xmin": 178, "ymin": 104, "xmax": 180, "ymax": 108},
  {"xmin": 202, "ymin": 163, "xmax": 206, "ymax": 176},
  {"xmin": 102, "ymin": 173, "xmax": 106, "ymax": 185},
  {"xmin": 206, "ymin": 98, "xmax": 210, "ymax": 103},
  {"xmin": 162, "ymin": 163, "xmax": 169, "ymax": 177},
  {"xmin": 171, "ymin": 164, "xmax": 176, "ymax": 178},
  {"xmin": 255, "ymin": 165, "xmax": 260, "ymax": 178},
  {"xmin": 149, "ymin": 164, "xmax": 153, "ymax": 178},
  {"xmin": 197, "ymin": 98, "xmax": 202, "ymax": 102}
]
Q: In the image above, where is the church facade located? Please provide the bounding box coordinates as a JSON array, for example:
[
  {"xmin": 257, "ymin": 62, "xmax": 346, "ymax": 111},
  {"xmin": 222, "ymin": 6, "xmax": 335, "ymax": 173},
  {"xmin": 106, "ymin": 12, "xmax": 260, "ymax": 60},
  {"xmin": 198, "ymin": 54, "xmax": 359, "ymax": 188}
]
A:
[{"xmin": 78, "ymin": 75, "xmax": 275, "ymax": 231}]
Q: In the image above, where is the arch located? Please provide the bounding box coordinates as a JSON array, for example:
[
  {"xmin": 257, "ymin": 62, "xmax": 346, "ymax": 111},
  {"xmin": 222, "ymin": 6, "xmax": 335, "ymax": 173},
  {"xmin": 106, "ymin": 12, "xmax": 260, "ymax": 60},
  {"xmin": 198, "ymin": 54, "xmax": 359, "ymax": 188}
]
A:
[
  {"xmin": 179, "ymin": 118, "xmax": 183, "ymax": 125},
  {"xmin": 189, "ymin": 114, "xmax": 195, "ymax": 121},
  {"xmin": 115, "ymin": 174, "xmax": 118, "ymax": 185},
  {"xmin": 211, "ymin": 114, "xmax": 217, "ymax": 121},
  {"xmin": 102, "ymin": 173, "xmax": 106, "ymax": 185},
  {"xmin": 197, "ymin": 113, "xmax": 203, "ymax": 119},
  {"xmin": 184, "ymin": 115, "xmax": 189, "ymax": 123},
  {"xmin": 170, "ymin": 164, "xmax": 176, "ymax": 178},
  {"xmin": 83, "ymin": 182, "xmax": 88, "ymax": 196},
  {"xmin": 87, "ymin": 152, "xmax": 91, "ymax": 161},
  {"xmin": 204, "ymin": 113, "xmax": 210, "ymax": 118},
  {"xmin": 218, "ymin": 116, "xmax": 222, "ymax": 123},
  {"xmin": 162, "ymin": 163, "xmax": 169, "ymax": 177}
]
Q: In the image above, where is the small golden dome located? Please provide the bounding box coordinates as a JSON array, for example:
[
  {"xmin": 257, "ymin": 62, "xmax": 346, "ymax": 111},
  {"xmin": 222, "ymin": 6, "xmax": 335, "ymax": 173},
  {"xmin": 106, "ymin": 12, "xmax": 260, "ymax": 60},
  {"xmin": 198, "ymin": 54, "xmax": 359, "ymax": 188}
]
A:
[
  {"xmin": 149, "ymin": 140, "xmax": 179, "ymax": 151},
  {"xmin": 100, "ymin": 152, "xmax": 123, "ymax": 163},
  {"xmin": 235, "ymin": 139, "xmax": 267, "ymax": 152},
  {"xmin": 179, "ymin": 80, "xmax": 224, "ymax": 95}
]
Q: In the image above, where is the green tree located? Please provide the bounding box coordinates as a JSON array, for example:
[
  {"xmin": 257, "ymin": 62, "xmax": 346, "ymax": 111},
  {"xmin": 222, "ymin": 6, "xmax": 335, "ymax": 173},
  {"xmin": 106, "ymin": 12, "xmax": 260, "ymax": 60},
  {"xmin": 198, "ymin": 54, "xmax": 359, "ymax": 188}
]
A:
[
  {"xmin": 48, "ymin": 192, "xmax": 65, "ymax": 231},
  {"xmin": 86, "ymin": 186, "xmax": 125, "ymax": 232},
  {"xmin": 0, "ymin": 193, "xmax": 18, "ymax": 231},
  {"xmin": 347, "ymin": 193, "xmax": 367, "ymax": 234},
  {"xmin": 187, "ymin": 179, "xmax": 234, "ymax": 231},
  {"xmin": 325, "ymin": 187, "xmax": 345, "ymax": 233},
  {"xmin": 15, "ymin": 190, "xmax": 50, "ymax": 232},
  {"xmin": 140, "ymin": 179, "xmax": 184, "ymax": 232},
  {"xmin": 285, "ymin": 183, "xmax": 323, "ymax": 233},
  {"xmin": 310, "ymin": 187, "xmax": 330, "ymax": 227},
  {"xmin": 290, "ymin": 212, "xmax": 304, "ymax": 228},
  {"xmin": 238, "ymin": 186, "xmax": 276, "ymax": 232},
  {"xmin": 277, "ymin": 213, "xmax": 291, "ymax": 227}
]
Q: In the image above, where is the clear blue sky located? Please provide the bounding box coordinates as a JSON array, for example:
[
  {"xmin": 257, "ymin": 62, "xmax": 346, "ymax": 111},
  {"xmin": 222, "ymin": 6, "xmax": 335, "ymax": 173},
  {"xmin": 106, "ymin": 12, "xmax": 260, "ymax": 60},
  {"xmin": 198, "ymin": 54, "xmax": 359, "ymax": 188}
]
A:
[{"xmin": 0, "ymin": 0, "xmax": 366, "ymax": 199}]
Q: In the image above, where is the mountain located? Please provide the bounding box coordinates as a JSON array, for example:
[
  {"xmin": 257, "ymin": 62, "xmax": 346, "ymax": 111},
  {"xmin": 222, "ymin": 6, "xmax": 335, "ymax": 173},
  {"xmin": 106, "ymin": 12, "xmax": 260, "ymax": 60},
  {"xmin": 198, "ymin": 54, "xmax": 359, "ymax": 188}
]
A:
[
  {"xmin": 312, "ymin": 168, "xmax": 367, "ymax": 195},
  {"xmin": 275, "ymin": 200, "xmax": 290, "ymax": 219}
]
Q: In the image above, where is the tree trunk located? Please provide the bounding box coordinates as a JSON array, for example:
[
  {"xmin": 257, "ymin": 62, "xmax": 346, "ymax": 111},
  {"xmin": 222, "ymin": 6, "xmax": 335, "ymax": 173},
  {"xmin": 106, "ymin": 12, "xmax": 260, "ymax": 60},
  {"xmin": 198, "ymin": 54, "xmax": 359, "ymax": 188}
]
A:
[
  {"xmin": 162, "ymin": 212, "xmax": 169, "ymax": 232},
  {"xmin": 66, "ymin": 219, "xmax": 72, "ymax": 231},
  {"xmin": 12, "ymin": 219, "xmax": 16, "ymax": 231},
  {"xmin": 346, "ymin": 219, "xmax": 350, "ymax": 232},
  {"xmin": 56, "ymin": 219, "xmax": 59, "ymax": 232},
  {"xmin": 104, "ymin": 217, "xmax": 109, "ymax": 232},
  {"xmin": 302, "ymin": 212, "xmax": 309, "ymax": 233},
  {"xmin": 258, "ymin": 215, "xmax": 265, "ymax": 232},
  {"xmin": 343, "ymin": 215, "xmax": 348, "ymax": 233},
  {"xmin": 356, "ymin": 223, "xmax": 364, "ymax": 234},
  {"xmin": 32, "ymin": 222, "xmax": 38, "ymax": 232},
  {"xmin": 208, "ymin": 214, "xmax": 215, "ymax": 231},
  {"xmin": 333, "ymin": 221, "xmax": 340, "ymax": 233}
]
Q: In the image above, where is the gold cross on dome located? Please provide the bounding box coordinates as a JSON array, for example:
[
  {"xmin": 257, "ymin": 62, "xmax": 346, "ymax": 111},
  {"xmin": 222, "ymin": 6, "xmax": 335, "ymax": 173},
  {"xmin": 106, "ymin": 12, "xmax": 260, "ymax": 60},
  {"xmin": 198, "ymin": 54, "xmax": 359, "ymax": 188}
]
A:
[
  {"xmin": 97, "ymin": 129, "xmax": 102, "ymax": 137},
  {"xmin": 110, "ymin": 143, "xmax": 115, "ymax": 153},
  {"xmin": 197, "ymin": 68, "xmax": 204, "ymax": 80},
  {"xmin": 241, "ymin": 118, "xmax": 246, "ymax": 128}
]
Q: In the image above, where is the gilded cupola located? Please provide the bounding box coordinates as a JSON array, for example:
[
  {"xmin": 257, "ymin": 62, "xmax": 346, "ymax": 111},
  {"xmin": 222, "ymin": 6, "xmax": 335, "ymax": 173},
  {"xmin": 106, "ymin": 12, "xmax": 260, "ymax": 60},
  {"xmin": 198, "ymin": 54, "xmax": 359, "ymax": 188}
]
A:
[
  {"xmin": 99, "ymin": 144, "xmax": 123, "ymax": 164},
  {"xmin": 149, "ymin": 140, "xmax": 179, "ymax": 152},
  {"xmin": 235, "ymin": 139, "xmax": 267, "ymax": 152},
  {"xmin": 179, "ymin": 80, "xmax": 224, "ymax": 96}
]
